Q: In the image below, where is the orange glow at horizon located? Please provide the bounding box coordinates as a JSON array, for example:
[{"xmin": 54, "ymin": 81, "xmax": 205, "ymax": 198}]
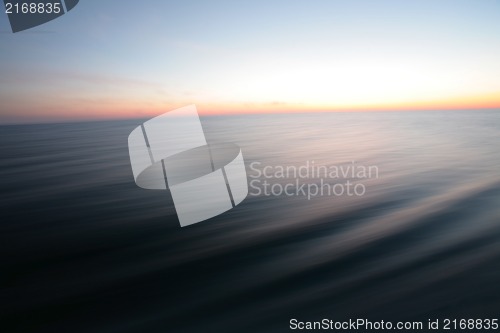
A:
[
  {"xmin": 2, "ymin": 89, "xmax": 499, "ymax": 123},
  {"xmin": 193, "ymin": 91, "xmax": 500, "ymax": 116}
]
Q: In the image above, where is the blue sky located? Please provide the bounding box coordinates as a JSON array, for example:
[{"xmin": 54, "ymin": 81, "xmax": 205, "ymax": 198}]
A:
[{"xmin": 1, "ymin": 0, "xmax": 500, "ymax": 122}]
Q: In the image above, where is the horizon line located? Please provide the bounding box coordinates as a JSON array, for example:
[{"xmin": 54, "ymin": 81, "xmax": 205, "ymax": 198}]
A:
[{"xmin": 1, "ymin": 106, "xmax": 499, "ymax": 126}]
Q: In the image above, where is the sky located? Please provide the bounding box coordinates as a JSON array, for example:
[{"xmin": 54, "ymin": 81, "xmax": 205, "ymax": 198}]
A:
[{"xmin": 1, "ymin": 0, "xmax": 500, "ymax": 123}]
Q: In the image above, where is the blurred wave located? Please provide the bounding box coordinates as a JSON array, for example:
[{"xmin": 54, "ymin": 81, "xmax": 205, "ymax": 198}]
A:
[{"xmin": 1, "ymin": 110, "xmax": 500, "ymax": 332}]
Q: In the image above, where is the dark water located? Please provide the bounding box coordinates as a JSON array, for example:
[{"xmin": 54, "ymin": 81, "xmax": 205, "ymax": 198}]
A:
[{"xmin": 2, "ymin": 110, "xmax": 500, "ymax": 332}]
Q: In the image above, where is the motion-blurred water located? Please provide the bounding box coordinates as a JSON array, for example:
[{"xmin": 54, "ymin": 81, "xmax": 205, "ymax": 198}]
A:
[{"xmin": 2, "ymin": 110, "xmax": 500, "ymax": 332}]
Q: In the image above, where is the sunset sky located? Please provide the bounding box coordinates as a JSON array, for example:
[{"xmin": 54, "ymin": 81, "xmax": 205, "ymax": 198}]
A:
[{"xmin": 1, "ymin": 0, "xmax": 500, "ymax": 123}]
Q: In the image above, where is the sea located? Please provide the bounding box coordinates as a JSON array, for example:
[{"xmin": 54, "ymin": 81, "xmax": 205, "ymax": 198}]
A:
[{"xmin": 2, "ymin": 110, "xmax": 500, "ymax": 332}]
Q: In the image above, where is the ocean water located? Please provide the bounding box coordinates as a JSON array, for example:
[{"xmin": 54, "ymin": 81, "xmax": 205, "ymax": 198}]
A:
[{"xmin": 2, "ymin": 110, "xmax": 500, "ymax": 332}]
